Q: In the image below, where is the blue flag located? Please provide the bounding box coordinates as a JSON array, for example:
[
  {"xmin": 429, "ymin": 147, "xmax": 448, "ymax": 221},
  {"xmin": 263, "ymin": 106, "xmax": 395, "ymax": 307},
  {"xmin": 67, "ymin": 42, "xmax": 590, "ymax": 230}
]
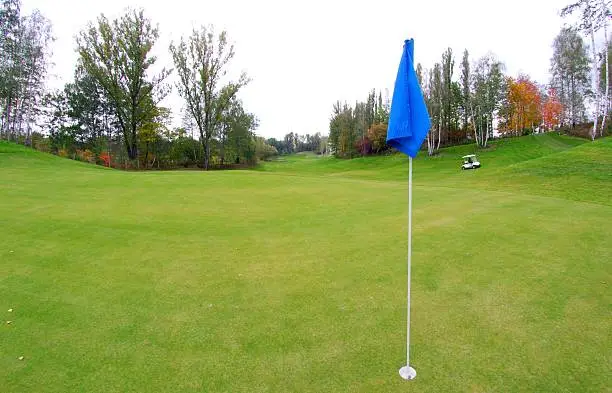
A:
[{"xmin": 386, "ymin": 39, "xmax": 431, "ymax": 158}]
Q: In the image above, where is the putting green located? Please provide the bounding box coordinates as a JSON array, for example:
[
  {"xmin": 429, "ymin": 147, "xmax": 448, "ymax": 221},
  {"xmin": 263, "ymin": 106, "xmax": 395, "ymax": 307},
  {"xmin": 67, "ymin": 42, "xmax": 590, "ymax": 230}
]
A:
[{"xmin": 1, "ymin": 135, "xmax": 610, "ymax": 392}]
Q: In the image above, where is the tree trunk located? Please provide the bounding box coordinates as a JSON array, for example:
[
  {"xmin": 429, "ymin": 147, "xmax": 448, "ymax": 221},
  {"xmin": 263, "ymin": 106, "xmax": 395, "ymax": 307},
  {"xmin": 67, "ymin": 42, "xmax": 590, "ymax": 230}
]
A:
[
  {"xmin": 470, "ymin": 105, "xmax": 478, "ymax": 146},
  {"xmin": 10, "ymin": 100, "xmax": 19, "ymax": 137},
  {"xmin": 220, "ymin": 127, "xmax": 226, "ymax": 165},
  {"xmin": 131, "ymin": 121, "xmax": 139, "ymax": 160},
  {"xmin": 205, "ymin": 137, "xmax": 210, "ymax": 170},
  {"xmin": 106, "ymin": 114, "xmax": 112, "ymax": 167},
  {"xmin": 436, "ymin": 123, "xmax": 441, "ymax": 151},
  {"xmin": 480, "ymin": 114, "xmax": 485, "ymax": 147},
  {"xmin": 4, "ymin": 100, "xmax": 12, "ymax": 140},
  {"xmin": 124, "ymin": 138, "xmax": 137, "ymax": 161},
  {"xmin": 1, "ymin": 104, "xmax": 8, "ymax": 140},
  {"xmin": 590, "ymin": 23, "xmax": 599, "ymax": 140},
  {"xmin": 570, "ymin": 75, "xmax": 576, "ymax": 128},
  {"xmin": 601, "ymin": 8, "xmax": 609, "ymax": 136},
  {"xmin": 144, "ymin": 142, "xmax": 149, "ymax": 169},
  {"xmin": 191, "ymin": 128, "xmax": 197, "ymax": 163},
  {"xmin": 484, "ymin": 115, "xmax": 490, "ymax": 147},
  {"xmin": 560, "ymin": 77, "xmax": 566, "ymax": 127},
  {"xmin": 202, "ymin": 111, "xmax": 211, "ymax": 170},
  {"xmin": 128, "ymin": 144, "xmax": 138, "ymax": 162}
]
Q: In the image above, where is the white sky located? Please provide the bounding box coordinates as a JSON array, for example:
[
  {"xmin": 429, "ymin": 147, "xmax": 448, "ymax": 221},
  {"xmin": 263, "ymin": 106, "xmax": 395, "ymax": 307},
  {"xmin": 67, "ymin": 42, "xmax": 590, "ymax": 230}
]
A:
[{"xmin": 22, "ymin": 0, "xmax": 590, "ymax": 139}]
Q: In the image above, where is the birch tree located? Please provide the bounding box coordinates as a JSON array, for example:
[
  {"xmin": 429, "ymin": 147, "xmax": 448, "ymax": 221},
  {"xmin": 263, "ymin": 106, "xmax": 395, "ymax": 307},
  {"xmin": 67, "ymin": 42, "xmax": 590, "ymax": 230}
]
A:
[
  {"xmin": 0, "ymin": 1, "xmax": 52, "ymax": 141},
  {"xmin": 599, "ymin": 1, "xmax": 610, "ymax": 134},
  {"xmin": 600, "ymin": 41, "xmax": 612, "ymax": 133},
  {"xmin": 561, "ymin": 0, "xmax": 611, "ymax": 139},
  {"xmin": 472, "ymin": 55, "xmax": 505, "ymax": 147},
  {"xmin": 550, "ymin": 28, "xmax": 590, "ymax": 127}
]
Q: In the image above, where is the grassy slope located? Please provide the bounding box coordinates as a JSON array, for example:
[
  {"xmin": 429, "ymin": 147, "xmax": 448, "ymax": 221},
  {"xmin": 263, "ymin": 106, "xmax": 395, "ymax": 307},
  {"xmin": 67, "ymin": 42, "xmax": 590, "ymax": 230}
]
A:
[
  {"xmin": 258, "ymin": 134, "xmax": 611, "ymax": 205},
  {"xmin": 1, "ymin": 135, "xmax": 610, "ymax": 392}
]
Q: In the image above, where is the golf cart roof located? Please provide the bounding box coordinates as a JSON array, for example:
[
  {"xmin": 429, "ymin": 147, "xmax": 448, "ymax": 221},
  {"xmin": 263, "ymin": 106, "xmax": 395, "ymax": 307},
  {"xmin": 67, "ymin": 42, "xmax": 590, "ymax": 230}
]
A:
[{"xmin": 462, "ymin": 154, "xmax": 477, "ymax": 158}]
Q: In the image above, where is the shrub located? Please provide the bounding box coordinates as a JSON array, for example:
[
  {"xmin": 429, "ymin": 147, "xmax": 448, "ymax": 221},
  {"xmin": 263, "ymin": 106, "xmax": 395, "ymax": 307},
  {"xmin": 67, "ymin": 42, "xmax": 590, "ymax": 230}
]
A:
[
  {"xmin": 99, "ymin": 152, "xmax": 111, "ymax": 167},
  {"xmin": 367, "ymin": 123, "xmax": 388, "ymax": 154},
  {"xmin": 75, "ymin": 149, "xmax": 96, "ymax": 164},
  {"xmin": 355, "ymin": 137, "xmax": 372, "ymax": 155}
]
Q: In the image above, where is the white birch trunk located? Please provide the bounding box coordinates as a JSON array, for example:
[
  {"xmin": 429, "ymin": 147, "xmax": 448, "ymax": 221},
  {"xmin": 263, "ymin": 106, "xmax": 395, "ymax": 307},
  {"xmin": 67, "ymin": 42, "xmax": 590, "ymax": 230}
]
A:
[
  {"xmin": 590, "ymin": 22, "xmax": 600, "ymax": 140},
  {"xmin": 470, "ymin": 105, "xmax": 478, "ymax": 146},
  {"xmin": 601, "ymin": 5, "xmax": 609, "ymax": 135},
  {"xmin": 484, "ymin": 115, "xmax": 490, "ymax": 148},
  {"xmin": 436, "ymin": 112, "xmax": 442, "ymax": 152}
]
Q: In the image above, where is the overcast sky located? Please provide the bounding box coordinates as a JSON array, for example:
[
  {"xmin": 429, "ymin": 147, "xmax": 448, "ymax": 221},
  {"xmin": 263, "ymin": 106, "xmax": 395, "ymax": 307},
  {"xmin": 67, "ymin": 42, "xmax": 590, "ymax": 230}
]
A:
[{"xmin": 23, "ymin": 0, "xmax": 588, "ymax": 139}]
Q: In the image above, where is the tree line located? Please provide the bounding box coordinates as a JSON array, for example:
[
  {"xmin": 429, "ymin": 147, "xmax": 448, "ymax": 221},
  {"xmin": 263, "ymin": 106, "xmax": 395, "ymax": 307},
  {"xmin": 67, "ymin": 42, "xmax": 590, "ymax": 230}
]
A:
[
  {"xmin": 266, "ymin": 132, "xmax": 329, "ymax": 155},
  {"xmin": 0, "ymin": 0, "xmax": 52, "ymax": 143},
  {"xmin": 0, "ymin": 1, "xmax": 277, "ymax": 169},
  {"xmin": 2, "ymin": 0, "xmax": 609, "ymax": 165},
  {"xmin": 328, "ymin": 0, "xmax": 610, "ymax": 158}
]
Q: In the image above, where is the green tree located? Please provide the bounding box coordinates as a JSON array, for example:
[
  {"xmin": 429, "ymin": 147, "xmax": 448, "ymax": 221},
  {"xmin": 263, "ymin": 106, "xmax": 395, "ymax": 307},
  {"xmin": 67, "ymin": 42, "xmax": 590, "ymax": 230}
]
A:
[
  {"xmin": 170, "ymin": 133, "xmax": 202, "ymax": 167},
  {"xmin": 77, "ymin": 9, "xmax": 171, "ymax": 161},
  {"xmin": 353, "ymin": 101, "xmax": 368, "ymax": 154},
  {"xmin": 365, "ymin": 89, "xmax": 376, "ymax": 129},
  {"xmin": 416, "ymin": 63, "xmax": 423, "ymax": 86},
  {"xmin": 329, "ymin": 101, "xmax": 357, "ymax": 158},
  {"xmin": 170, "ymin": 26, "xmax": 249, "ymax": 170},
  {"xmin": 65, "ymin": 64, "xmax": 116, "ymax": 152},
  {"xmin": 40, "ymin": 90, "xmax": 78, "ymax": 152},
  {"xmin": 138, "ymin": 104, "xmax": 171, "ymax": 168},
  {"xmin": 367, "ymin": 122, "xmax": 388, "ymax": 154},
  {"xmin": 0, "ymin": 1, "xmax": 52, "ymax": 142},
  {"xmin": 222, "ymin": 99, "xmax": 257, "ymax": 165},
  {"xmin": 254, "ymin": 136, "xmax": 278, "ymax": 162}
]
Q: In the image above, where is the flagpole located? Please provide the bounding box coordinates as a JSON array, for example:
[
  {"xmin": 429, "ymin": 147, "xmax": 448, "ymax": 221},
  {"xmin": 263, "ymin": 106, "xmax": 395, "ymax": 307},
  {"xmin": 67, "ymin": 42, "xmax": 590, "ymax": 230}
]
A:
[{"xmin": 399, "ymin": 156, "xmax": 417, "ymax": 380}]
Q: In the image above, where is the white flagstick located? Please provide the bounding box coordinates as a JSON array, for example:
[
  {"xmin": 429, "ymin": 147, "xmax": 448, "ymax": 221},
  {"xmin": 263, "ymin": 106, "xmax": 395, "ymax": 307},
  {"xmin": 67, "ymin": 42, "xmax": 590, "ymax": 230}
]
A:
[{"xmin": 399, "ymin": 157, "xmax": 416, "ymax": 380}]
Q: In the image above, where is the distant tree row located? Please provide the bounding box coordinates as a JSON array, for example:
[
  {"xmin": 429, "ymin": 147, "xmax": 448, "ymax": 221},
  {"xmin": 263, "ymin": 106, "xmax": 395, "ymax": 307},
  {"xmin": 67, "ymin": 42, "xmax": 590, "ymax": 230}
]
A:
[
  {"xmin": 266, "ymin": 132, "xmax": 328, "ymax": 155},
  {"xmin": 328, "ymin": 1, "xmax": 610, "ymax": 157},
  {"xmin": 0, "ymin": 2, "xmax": 276, "ymax": 169}
]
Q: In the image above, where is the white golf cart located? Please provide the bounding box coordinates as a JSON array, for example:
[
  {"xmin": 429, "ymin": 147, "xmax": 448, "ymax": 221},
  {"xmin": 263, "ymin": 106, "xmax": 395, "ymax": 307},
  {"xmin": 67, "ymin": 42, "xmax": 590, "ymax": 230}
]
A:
[{"xmin": 461, "ymin": 154, "xmax": 481, "ymax": 170}]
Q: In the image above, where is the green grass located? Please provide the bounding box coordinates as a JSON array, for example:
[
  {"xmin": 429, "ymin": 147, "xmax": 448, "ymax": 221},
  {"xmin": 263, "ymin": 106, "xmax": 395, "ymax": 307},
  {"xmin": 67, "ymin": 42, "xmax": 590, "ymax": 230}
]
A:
[{"xmin": 1, "ymin": 134, "xmax": 610, "ymax": 392}]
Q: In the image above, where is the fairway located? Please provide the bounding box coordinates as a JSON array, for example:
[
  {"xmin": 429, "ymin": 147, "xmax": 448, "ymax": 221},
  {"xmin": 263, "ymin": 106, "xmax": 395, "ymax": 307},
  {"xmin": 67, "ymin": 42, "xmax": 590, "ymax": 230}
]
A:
[{"xmin": 1, "ymin": 134, "xmax": 611, "ymax": 392}]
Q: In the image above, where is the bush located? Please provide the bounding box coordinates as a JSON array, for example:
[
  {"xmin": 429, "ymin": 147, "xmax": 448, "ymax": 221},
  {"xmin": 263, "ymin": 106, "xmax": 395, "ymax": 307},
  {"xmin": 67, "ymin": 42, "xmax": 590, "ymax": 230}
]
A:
[
  {"xmin": 367, "ymin": 123, "xmax": 388, "ymax": 154},
  {"xmin": 31, "ymin": 133, "xmax": 51, "ymax": 152},
  {"xmin": 75, "ymin": 149, "xmax": 96, "ymax": 164},
  {"xmin": 99, "ymin": 152, "xmax": 111, "ymax": 167},
  {"xmin": 354, "ymin": 137, "xmax": 372, "ymax": 155}
]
